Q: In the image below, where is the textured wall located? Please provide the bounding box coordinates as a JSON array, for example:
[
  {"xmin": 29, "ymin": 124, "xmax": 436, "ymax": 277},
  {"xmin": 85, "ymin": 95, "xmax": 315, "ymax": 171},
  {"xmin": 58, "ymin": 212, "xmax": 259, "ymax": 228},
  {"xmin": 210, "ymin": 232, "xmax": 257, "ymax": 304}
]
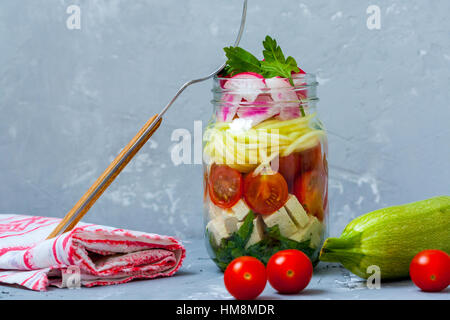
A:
[{"xmin": 0, "ymin": 0, "xmax": 449, "ymax": 239}]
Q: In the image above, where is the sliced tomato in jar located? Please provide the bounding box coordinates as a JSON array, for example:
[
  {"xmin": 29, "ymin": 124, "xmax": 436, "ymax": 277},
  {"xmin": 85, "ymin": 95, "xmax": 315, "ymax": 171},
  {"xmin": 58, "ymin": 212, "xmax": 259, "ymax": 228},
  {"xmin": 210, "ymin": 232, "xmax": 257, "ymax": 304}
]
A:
[
  {"xmin": 208, "ymin": 164, "xmax": 243, "ymax": 209},
  {"xmin": 272, "ymin": 153, "xmax": 302, "ymax": 192},
  {"xmin": 203, "ymin": 170, "xmax": 208, "ymax": 201},
  {"xmin": 244, "ymin": 171, "xmax": 289, "ymax": 215},
  {"xmin": 322, "ymin": 154, "xmax": 329, "ymax": 212},
  {"xmin": 294, "ymin": 170, "xmax": 327, "ymax": 221},
  {"xmin": 299, "ymin": 143, "xmax": 322, "ymax": 173}
]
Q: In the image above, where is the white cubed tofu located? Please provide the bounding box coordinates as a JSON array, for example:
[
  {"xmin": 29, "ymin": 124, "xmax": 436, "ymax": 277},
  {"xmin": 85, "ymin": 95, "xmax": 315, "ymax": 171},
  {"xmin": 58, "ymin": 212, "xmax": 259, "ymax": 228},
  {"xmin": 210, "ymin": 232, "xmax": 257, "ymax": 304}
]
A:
[
  {"xmin": 208, "ymin": 202, "xmax": 224, "ymax": 220},
  {"xmin": 206, "ymin": 215, "xmax": 238, "ymax": 246},
  {"xmin": 231, "ymin": 199, "xmax": 251, "ymax": 221},
  {"xmin": 245, "ymin": 216, "xmax": 265, "ymax": 249},
  {"xmin": 262, "ymin": 207, "xmax": 298, "ymax": 237},
  {"xmin": 289, "ymin": 216, "xmax": 323, "ymax": 243},
  {"xmin": 284, "ymin": 194, "xmax": 309, "ymax": 228},
  {"xmin": 208, "ymin": 199, "xmax": 250, "ymax": 221},
  {"xmin": 309, "ymin": 232, "xmax": 322, "ymax": 249},
  {"xmin": 223, "ymin": 216, "xmax": 239, "ymax": 234}
]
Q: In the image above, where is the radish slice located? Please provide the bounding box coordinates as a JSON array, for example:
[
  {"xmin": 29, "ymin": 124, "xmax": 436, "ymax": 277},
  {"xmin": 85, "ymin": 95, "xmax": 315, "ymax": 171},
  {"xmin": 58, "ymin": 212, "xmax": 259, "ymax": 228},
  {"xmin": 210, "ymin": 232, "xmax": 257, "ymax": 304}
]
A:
[
  {"xmin": 294, "ymin": 68, "xmax": 306, "ymax": 74},
  {"xmin": 236, "ymin": 94, "xmax": 279, "ymax": 126},
  {"xmin": 292, "ymin": 75, "xmax": 308, "ymax": 100},
  {"xmin": 237, "ymin": 106, "xmax": 279, "ymax": 126},
  {"xmin": 276, "ymin": 106, "xmax": 301, "ymax": 120},
  {"xmin": 265, "ymin": 77, "xmax": 299, "ymax": 104},
  {"xmin": 218, "ymin": 75, "xmax": 230, "ymax": 89},
  {"xmin": 216, "ymin": 105, "xmax": 238, "ymax": 122},
  {"xmin": 224, "ymin": 72, "xmax": 266, "ymax": 103},
  {"xmin": 266, "ymin": 77, "xmax": 302, "ymax": 120},
  {"xmin": 216, "ymin": 93, "xmax": 238, "ymax": 122},
  {"xmin": 248, "ymin": 93, "xmax": 273, "ymax": 106}
]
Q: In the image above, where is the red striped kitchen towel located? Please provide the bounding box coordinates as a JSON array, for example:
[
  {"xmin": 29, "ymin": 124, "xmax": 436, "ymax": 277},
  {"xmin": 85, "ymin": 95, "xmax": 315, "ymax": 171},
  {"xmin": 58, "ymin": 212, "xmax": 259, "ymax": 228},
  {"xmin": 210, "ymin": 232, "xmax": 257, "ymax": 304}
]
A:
[{"xmin": 0, "ymin": 214, "xmax": 186, "ymax": 291}]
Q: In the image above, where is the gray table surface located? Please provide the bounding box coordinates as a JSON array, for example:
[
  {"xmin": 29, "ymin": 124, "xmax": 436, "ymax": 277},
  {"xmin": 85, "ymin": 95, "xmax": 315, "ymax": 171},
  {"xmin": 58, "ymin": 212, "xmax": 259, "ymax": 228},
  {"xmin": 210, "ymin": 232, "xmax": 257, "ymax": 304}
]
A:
[{"xmin": 0, "ymin": 239, "xmax": 448, "ymax": 300}]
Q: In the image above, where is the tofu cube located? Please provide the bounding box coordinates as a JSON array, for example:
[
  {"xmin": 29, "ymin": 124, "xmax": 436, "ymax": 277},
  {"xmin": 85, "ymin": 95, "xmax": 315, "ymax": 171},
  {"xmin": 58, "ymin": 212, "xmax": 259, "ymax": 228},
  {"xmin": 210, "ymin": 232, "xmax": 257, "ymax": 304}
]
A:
[
  {"xmin": 209, "ymin": 199, "xmax": 250, "ymax": 221},
  {"xmin": 206, "ymin": 215, "xmax": 238, "ymax": 246},
  {"xmin": 231, "ymin": 199, "xmax": 251, "ymax": 221},
  {"xmin": 208, "ymin": 202, "xmax": 225, "ymax": 220},
  {"xmin": 245, "ymin": 216, "xmax": 265, "ymax": 249},
  {"xmin": 289, "ymin": 216, "xmax": 323, "ymax": 244},
  {"xmin": 284, "ymin": 194, "xmax": 309, "ymax": 228},
  {"xmin": 309, "ymin": 232, "xmax": 322, "ymax": 249},
  {"xmin": 262, "ymin": 207, "xmax": 298, "ymax": 237}
]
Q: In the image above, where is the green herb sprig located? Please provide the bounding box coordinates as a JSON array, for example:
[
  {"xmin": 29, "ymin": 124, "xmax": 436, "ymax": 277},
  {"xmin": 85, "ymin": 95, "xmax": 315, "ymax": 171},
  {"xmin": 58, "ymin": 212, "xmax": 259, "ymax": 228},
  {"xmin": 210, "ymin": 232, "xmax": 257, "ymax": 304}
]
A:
[{"xmin": 222, "ymin": 35, "xmax": 301, "ymax": 82}]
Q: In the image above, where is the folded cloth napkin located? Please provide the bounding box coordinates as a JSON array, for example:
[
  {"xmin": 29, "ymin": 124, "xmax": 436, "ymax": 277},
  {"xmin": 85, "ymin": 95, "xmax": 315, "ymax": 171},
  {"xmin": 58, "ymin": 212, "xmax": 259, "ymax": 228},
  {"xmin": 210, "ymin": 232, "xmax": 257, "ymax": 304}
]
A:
[{"xmin": 0, "ymin": 214, "xmax": 185, "ymax": 291}]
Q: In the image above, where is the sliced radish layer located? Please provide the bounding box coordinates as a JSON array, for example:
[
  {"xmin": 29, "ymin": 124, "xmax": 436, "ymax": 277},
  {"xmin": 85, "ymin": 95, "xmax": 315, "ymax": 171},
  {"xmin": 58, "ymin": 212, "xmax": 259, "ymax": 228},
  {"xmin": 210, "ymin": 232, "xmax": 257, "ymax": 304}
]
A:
[
  {"xmin": 217, "ymin": 72, "xmax": 308, "ymax": 123},
  {"xmin": 216, "ymin": 106, "xmax": 238, "ymax": 122},
  {"xmin": 218, "ymin": 75, "xmax": 231, "ymax": 89},
  {"xmin": 292, "ymin": 76, "xmax": 308, "ymax": 100},
  {"xmin": 236, "ymin": 93, "xmax": 279, "ymax": 125},
  {"xmin": 265, "ymin": 77, "xmax": 299, "ymax": 104},
  {"xmin": 216, "ymin": 93, "xmax": 239, "ymax": 122},
  {"xmin": 247, "ymin": 93, "xmax": 273, "ymax": 106},
  {"xmin": 276, "ymin": 106, "xmax": 301, "ymax": 120},
  {"xmin": 293, "ymin": 68, "xmax": 306, "ymax": 74},
  {"xmin": 232, "ymin": 72, "xmax": 265, "ymax": 79},
  {"xmin": 265, "ymin": 77, "xmax": 302, "ymax": 120},
  {"xmin": 224, "ymin": 72, "xmax": 266, "ymax": 103},
  {"xmin": 237, "ymin": 106, "xmax": 279, "ymax": 126}
]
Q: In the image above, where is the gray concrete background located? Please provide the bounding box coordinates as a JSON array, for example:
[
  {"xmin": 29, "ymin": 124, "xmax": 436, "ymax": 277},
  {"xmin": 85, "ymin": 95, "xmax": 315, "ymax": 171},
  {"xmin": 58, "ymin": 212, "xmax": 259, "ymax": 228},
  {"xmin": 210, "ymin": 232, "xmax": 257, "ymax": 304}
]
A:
[{"xmin": 0, "ymin": 0, "xmax": 449, "ymax": 240}]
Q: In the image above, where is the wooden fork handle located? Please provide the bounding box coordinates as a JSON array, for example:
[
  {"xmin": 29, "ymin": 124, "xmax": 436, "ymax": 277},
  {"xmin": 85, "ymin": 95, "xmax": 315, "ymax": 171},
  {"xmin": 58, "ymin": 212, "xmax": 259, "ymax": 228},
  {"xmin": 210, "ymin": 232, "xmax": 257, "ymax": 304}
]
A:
[{"xmin": 46, "ymin": 114, "xmax": 162, "ymax": 239}]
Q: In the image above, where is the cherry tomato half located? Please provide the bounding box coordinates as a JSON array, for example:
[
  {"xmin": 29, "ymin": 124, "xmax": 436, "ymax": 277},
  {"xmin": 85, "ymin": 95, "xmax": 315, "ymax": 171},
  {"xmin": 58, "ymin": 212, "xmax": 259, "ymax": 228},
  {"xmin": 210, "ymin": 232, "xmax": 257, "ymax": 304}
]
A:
[
  {"xmin": 410, "ymin": 249, "xmax": 450, "ymax": 292},
  {"xmin": 272, "ymin": 153, "xmax": 302, "ymax": 192},
  {"xmin": 294, "ymin": 170, "xmax": 327, "ymax": 221},
  {"xmin": 208, "ymin": 164, "xmax": 243, "ymax": 209},
  {"xmin": 244, "ymin": 171, "xmax": 289, "ymax": 215},
  {"xmin": 203, "ymin": 170, "xmax": 208, "ymax": 201},
  {"xmin": 224, "ymin": 256, "xmax": 267, "ymax": 300},
  {"xmin": 322, "ymin": 154, "xmax": 329, "ymax": 212},
  {"xmin": 299, "ymin": 143, "xmax": 322, "ymax": 173},
  {"xmin": 267, "ymin": 249, "xmax": 313, "ymax": 294}
]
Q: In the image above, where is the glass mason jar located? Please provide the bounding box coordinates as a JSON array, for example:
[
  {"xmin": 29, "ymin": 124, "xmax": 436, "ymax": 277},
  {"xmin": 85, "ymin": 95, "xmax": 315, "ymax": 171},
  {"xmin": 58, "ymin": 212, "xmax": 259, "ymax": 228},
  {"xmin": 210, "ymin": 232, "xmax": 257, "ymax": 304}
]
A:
[{"xmin": 203, "ymin": 73, "xmax": 328, "ymax": 271}]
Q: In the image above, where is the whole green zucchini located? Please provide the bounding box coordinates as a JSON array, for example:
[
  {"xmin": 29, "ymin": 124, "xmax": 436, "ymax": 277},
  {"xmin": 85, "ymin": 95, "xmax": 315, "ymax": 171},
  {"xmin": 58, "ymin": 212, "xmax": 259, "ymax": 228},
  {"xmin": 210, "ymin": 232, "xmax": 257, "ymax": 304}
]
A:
[{"xmin": 320, "ymin": 196, "xmax": 450, "ymax": 279}]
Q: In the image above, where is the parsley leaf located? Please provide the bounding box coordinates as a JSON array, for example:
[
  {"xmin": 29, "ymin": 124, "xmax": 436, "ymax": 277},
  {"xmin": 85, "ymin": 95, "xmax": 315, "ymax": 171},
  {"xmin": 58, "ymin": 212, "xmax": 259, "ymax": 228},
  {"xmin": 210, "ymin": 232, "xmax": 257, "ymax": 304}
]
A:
[
  {"xmin": 222, "ymin": 36, "xmax": 301, "ymax": 81},
  {"xmin": 261, "ymin": 35, "xmax": 300, "ymax": 81},
  {"xmin": 223, "ymin": 46, "xmax": 262, "ymax": 75}
]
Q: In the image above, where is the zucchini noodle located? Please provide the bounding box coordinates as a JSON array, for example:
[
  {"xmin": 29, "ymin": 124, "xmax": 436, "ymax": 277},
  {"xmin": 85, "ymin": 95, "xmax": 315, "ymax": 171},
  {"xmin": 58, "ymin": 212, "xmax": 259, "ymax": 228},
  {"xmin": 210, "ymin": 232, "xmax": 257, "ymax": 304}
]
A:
[{"xmin": 203, "ymin": 113, "xmax": 325, "ymax": 173}]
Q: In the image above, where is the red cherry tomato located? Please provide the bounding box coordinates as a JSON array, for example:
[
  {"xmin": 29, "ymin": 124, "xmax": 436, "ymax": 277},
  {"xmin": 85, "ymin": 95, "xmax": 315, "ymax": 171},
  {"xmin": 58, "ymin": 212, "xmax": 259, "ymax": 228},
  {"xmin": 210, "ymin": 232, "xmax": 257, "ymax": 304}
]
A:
[
  {"xmin": 267, "ymin": 249, "xmax": 313, "ymax": 294},
  {"xmin": 299, "ymin": 143, "xmax": 322, "ymax": 173},
  {"xmin": 224, "ymin": 256, "xmax": 267, "ymax": 300},
  {"xmin": 322, "ymin": 154, "xmax": 329, "ymax": 212},
  {"xmin": 410, "ymin": 249, "xmax": 450, "ymax": 292},
  {"xmin": 294, "ymin": 170, "xmax": 327, "ymax": 221},
  {"xmin": 208, "ymin": 164, "xmax": 243, "ymax": 209},
  {"xmin": 272, "ymin": 153, "xmax": 302, "ymax": 192},
  {"xmin": 244, "ymin": 171, "xmax": 289, "ymax": 215},
  {"xmin": 203, "ymin": 170, "xmax": 208, "ymax": 201}
]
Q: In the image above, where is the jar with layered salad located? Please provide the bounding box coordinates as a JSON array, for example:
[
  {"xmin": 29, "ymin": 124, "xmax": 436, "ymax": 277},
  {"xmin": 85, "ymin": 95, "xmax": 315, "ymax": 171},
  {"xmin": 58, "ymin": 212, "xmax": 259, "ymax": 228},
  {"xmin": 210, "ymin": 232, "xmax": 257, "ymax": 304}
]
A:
[{"xmin": 203, "ymin": 72, "xmax": 328, "ymax": 271}]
